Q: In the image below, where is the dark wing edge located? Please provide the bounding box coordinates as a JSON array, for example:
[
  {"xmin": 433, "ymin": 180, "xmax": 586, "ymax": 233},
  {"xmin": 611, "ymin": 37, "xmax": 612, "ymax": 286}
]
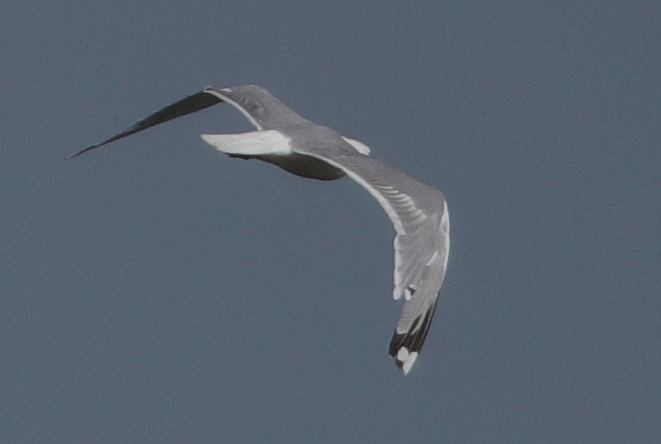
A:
[
  {"xmin": 67, "ymin": 90, "xmax": 222, "ymax": 159},
  {"xmin": 388, "ymin": 300, "xmax": 438, "ymax": 372}
]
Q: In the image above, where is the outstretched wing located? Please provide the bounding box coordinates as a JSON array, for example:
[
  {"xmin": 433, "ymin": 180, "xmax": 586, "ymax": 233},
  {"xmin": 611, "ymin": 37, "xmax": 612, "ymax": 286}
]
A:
[
  {"xmin": 301, "ymin": 149, "xmax": 450, "ymax": 374},
  {"xmin": 68, "ymin": 90, "xmax": 222, "ymax": 158},
  {"xmin": 70, "ymin": 84, "xmax": 450, "ymax": 375}
]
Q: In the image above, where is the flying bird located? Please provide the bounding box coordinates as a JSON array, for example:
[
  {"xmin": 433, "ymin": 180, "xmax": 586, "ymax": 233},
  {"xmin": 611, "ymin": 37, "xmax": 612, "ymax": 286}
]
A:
[{"xmin": 70, "ymin": 85, "xmax": 450, "ymax": 375}]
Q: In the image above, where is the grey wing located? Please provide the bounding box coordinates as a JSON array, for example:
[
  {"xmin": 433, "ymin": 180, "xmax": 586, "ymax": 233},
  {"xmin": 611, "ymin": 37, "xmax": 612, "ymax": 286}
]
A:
[
  {"xmin": 304, "ymin": 150, "xmax": 450, "ymax": 374},
  {"xmin": 68, "ymin": 90, "xmax": 222, "ymax": 158}
]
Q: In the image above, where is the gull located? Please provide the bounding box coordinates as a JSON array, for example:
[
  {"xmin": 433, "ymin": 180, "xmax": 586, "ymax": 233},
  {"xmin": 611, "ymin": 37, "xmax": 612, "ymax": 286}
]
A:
[{"xmin": 70, "ymin": 84, "xmax": 450, "ymax": 375}]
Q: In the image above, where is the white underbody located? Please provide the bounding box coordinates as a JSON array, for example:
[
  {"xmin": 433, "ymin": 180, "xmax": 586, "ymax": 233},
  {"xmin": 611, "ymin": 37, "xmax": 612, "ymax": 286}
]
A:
[{"xmin": 200, "ymin": 131, "xmax": 370, "ymax": 181}]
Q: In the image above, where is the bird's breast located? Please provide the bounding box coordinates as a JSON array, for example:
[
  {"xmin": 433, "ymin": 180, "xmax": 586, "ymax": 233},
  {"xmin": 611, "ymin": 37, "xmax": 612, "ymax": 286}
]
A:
[{"xmin": 257, "ymin": 152, "xmax": 345, "ymax": 181}]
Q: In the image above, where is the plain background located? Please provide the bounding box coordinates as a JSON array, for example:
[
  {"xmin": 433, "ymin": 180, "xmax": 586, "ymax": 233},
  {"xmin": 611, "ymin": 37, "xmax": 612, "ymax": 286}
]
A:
[{"xmin": 1, "ymin": 1, "xmax": 659, "ymax": 443}]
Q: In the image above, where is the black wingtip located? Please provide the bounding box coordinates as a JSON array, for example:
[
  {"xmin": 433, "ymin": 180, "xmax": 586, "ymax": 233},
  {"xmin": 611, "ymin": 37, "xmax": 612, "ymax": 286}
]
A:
[
  {"xmin": 67, "ymin": 89, "xmax": 224, "ymax": 160},
  {"xmin": 388, "ymin": 301, "xmax": 438, "ymax": 360},
  {"xmin": 66, "ymin": 145, "xmax": 97, "ymax": 159}
]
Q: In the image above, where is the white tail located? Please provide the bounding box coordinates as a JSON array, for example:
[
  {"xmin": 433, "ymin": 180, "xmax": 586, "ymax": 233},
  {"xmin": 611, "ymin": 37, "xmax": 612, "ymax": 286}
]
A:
[{"xmin": 200, "ymin": 130, "xmax": 292, "ymax": 157}]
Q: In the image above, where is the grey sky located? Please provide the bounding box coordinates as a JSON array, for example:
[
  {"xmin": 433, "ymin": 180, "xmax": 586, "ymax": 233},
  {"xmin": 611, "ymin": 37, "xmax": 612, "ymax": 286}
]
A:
[{"xmin": 2, "ymin": 1, "xmax": 659, "ymax": 443}]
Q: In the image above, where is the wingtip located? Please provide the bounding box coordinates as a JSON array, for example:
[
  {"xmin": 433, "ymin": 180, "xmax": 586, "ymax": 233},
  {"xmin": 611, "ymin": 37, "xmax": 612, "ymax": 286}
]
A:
[
  {"xmin": 395, "ymin": 348, "xmax": 418, "ymax": 375},
  {"xmin": 66, "ymin": 145, "xmax": 96, "ymax": 159}
]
